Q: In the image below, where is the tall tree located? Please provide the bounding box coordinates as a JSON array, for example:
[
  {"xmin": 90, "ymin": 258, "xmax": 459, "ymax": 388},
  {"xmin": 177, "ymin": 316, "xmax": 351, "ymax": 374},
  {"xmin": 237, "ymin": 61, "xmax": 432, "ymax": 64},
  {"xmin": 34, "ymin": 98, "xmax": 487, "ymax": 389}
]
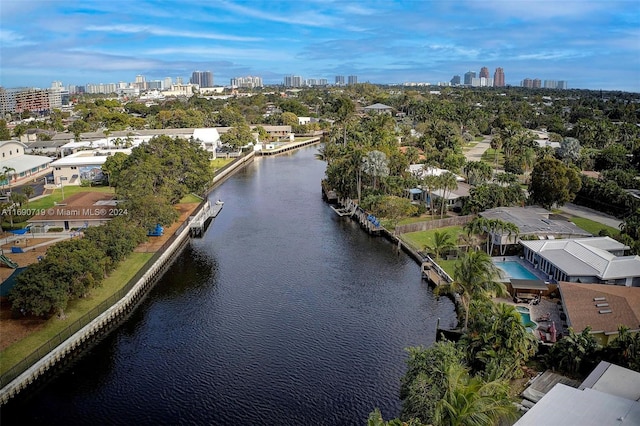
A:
[
  {"xmin": 529, "ymin": 156, "xmax": 582, "ymax": 209},
  {"xmin": 425, "ymin": 230, "xmax": 456, "ymax": 261},
  {"xmin": 435, "ymin": 250, "xmax": 507, "ymax": 330},
  {"xmin": 361, "ymin": 150, "xmax": 390, "ymax": 191},
  {"xmin": 433, "ymin": 362, "xmax": 517, "ymax": 426},
  {"xmin": 438, "ymin": 172, "xmax": 458, "ymax": 218}
]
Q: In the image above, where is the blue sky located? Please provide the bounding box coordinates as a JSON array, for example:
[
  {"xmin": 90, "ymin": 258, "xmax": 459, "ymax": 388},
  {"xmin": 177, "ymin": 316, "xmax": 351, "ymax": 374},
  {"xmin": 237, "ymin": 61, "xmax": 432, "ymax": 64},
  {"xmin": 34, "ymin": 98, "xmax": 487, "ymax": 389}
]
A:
[{"xmin": 1, "ymin": 0, "xmax": 639, "ymax": 92}]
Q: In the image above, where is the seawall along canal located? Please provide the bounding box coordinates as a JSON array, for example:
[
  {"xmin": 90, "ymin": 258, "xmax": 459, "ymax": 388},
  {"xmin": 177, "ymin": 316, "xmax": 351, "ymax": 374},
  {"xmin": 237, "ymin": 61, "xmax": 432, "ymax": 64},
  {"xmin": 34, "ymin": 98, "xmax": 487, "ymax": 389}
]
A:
[{"xmin": 2, "ymin": 145, "xmax": 456, "ymax": 425}]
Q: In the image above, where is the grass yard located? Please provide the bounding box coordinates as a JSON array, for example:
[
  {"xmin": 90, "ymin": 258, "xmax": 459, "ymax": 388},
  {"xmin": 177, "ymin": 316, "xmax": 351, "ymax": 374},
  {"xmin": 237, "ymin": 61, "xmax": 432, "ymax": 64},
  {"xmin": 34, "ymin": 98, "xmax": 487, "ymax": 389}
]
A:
[
  {"xmin": 28, "ymin": 186, "xmax": 115, "ymax": 211},
  {"xmin": 401, "ymin": 225, "xmax": 464, "ymax": 252},
  {"xmin": 0, "ymin": 252, "xmax": 153, "ymax": 374},
  {"xmin": 481, "ymin": 148, "xmax": 504, "ymax": 167},
  {"xmin": 436, "ymin": 259, "xmax": 457, "ymax": 277},
  {"xmin": 570, "ymin": 217, "xmax": 620, "ymax": 236},
  {"xmin": 180, "ymin": 193, "xmax": 204, "ymax": 204},
  {"xmin": 211, "ymin": 158, "xmax": 234, "ymax": 170}
]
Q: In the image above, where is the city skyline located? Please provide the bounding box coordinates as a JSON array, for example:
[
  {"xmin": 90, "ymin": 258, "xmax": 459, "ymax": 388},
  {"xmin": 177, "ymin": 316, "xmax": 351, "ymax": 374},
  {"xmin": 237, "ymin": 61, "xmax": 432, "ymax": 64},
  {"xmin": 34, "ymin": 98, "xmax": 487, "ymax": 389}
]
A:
[{"xmin": 0, "ymin": 1, "xmax": 638, "ymax": 92}]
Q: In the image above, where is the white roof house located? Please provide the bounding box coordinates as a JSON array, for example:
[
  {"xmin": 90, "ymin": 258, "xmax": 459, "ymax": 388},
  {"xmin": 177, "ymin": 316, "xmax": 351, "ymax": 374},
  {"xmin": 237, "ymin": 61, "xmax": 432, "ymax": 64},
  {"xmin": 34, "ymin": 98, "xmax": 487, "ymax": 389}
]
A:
[
  {"xmin": 0, "ymin": 140, "xmax": 53, "ymax": 186},
  {"xmin": 50, "ymin": 151, "xmax": 127, "ymax": 186},
  {"xmin": 192, "ymin": 128, "xmax": 221, "ymax": 157},
  {"xmin": 521, "ymin": 237, "xmax": 640, "ymax": 286},
  {"xmin": 408, "ymin": 164, "xmax": 465, "ymax": 181},
  {"xmin": 515, "ymin": 383, "xmax": 640, "ymax": 426}
]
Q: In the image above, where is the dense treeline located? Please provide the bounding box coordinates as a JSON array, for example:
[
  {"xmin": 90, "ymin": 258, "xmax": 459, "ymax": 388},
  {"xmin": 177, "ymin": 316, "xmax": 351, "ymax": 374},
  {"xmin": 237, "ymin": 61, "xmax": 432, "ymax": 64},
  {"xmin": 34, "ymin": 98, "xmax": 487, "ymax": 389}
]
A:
[
  {"xmin": 9, "ymin": 135, "xmax": 213, "ymax": 317},
  {"xmin": 104, "ymin": 134, "xmax": 214, "ymax": 229},
  {"xmin": 9, "ymin": 217, "xmax": 147, "ymax": 317}
]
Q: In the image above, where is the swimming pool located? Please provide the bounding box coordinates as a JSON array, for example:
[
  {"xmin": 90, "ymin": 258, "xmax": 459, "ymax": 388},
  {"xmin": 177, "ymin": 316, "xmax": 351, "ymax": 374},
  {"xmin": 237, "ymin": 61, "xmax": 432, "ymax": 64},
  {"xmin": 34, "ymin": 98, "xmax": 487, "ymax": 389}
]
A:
[
  {"xmin": 516, "ymin": 306, "xmax": 537, "ymax": 332},
  {"xmin": 495, "ymin": 261, "xmax": 539, "ymax": 281}
]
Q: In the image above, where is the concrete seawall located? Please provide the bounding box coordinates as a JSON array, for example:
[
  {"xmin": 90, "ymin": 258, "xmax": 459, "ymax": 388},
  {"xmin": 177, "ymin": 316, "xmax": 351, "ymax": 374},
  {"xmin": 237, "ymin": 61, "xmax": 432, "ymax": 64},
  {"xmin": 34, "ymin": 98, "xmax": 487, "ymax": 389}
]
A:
[{"xmin": 0, "ymin": 151, "xmax": 256, "ymax": 405}]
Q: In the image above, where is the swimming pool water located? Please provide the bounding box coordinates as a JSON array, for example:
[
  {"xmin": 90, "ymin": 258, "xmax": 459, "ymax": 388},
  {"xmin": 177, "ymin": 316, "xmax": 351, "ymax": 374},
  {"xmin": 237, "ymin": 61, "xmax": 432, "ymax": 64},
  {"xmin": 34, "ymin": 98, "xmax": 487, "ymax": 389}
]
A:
[
  {"xmin": 495, "ymin": 261, "xmax": 539, "ymax": 280},
  {"xmin": 515, "ymin": 306, "xmax": 537, "ymax": 332}
]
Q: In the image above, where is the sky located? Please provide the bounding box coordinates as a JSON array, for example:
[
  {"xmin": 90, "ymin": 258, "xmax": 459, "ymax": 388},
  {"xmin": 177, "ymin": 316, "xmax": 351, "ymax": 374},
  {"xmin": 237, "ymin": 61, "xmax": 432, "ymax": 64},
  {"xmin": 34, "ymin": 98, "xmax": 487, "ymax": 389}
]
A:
[{"xmin": 1, "ymin": 0, "xmax": 639, "ymax": 92}]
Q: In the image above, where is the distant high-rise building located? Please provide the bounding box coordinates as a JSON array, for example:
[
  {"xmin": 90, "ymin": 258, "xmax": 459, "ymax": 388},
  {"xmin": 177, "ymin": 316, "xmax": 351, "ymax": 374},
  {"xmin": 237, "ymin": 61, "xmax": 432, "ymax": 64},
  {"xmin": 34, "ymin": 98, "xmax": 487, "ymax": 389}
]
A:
[
  {"xmin": 176, "ymin": 76, "xmax": 183, "ymax": 85},
  {"xmin": 148, "ymin": 80, "xmax": 163, "ymax": 90},
  {"xmin": 479, "ymin": 67, "xmax": 490, "ymax": 79},
  {"xmin": 163, "ymin": 77, "xmax": 173, "ymax": 89},
  {"xmin": 557, "ymin": 80, "xmax": 568, "ymax": 89},
  {"xmin": 522, "ymin": 78, "xmax": 534, "ymax": 88},
  {"xmin": 335, "ymin": 76, "xmax": 345, "ymax": 85},
  {"xmin": 348, "ymin": 75, "xmax": 358, "ymax": 85},
  {"xmin": 532, "ymin": 79, "xmax": 541, "ymax": 89},
  {"xmin": 493, "ymin": 67, "xmax": 505, "ymax": 87},
  {"xmin": 318, "ymin": 78, "xmax": 328, "ymax": 86},
  {"xmin": 134, "ymin": 74, "xmax": 147, "ymax": 90},
  {"xmin": 231, "ymin": 75, "xmax": 263, "ymax": 88},
  {"xmin": 464, "ymin": 71, "xmax": 476, "ymax": 85},
  {"xmin": 284, "ymin": 75, "xmax": 303, "ymax": 87},
  {"xmin": 190, "ymin": 71, "xmax": 213, "ymax": 88},
  {"xmin": 450, "ymin": 75, "xmax": 461, "ymax": 85},
  {"xmin": 544, "ymin": 80, "xmax": 557, "ymax": 89}
]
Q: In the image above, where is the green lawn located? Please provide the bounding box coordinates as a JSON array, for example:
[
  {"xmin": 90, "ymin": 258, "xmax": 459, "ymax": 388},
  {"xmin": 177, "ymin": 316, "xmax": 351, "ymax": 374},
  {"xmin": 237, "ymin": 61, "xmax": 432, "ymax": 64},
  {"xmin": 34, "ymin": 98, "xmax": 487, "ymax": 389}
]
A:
[
  {"xmin": 570, "ymin": 217, "xmax": 620, "ymax": 236},
  {"xmin": 211, "ymin": 158, "xmax": 234, "ymax": 170},
  {"xmin": 0, "ymin": 252, "xmax": 153, "ymax": 375},
  {"xmin": 401, "ymin": 225, "xmax": 464, "ymax": 252},
  {"xmin": 481, "ymin": 148, "xmax": 504, "ymax": 167},
  {"xmin": 180, "ymin": 193, "xmax": 203, "ymax": 203},
  {"xmin": 436, "ymin": 259, "xmax": 457, "ymax": 277},
  {"xmin": 28, "ymin": 186, "xmax": 115, "ymax": 211}
]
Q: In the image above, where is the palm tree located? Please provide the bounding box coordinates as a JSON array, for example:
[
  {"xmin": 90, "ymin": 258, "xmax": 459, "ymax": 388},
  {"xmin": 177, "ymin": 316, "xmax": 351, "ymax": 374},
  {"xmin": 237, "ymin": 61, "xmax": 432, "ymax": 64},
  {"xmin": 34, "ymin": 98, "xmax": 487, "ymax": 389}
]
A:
[
  {"xmin": 499, "ymin": 222, "xmax": 520, "ymax": 255},
  {"xmin": 464, "ymin": 217, "xmax": 492, "ymax": 253},
  {"xmin": 435, "ymin": 250, "xmax": 507, "ymax": 331},
  {"xmin": 421, "ymin": 173, "xmax": 440, "ymax": 218},
  {"xmin": 547, "ymin": 327, "xmax": 598, "ymax": 375},
  {"xmin": 361, "ymin": 150, "xmax": 389, "ymax": 191},
  {"xmin": 433, "ymin": 363, "xmax": 518, "ymax": 426},
  {"xmin": 457, "ymin": 232, "xmax": 482, "ymax": 253},
  {"xmin": 466, "ymin": 301, "xmax": 538, "ymax": 380},
  {"xmin": 0, "ymin": 166, "xmax": 15, "ymax": 195},
  {"xmin": 425, "ymin": 230, "xmax": 456, "ymax": 261},
  {"xmin": 438, "ymin": 171, "xmax": 458, "ymax": 219},
  {"xmin": 489, "ymin": 135, "xmax": 502, "ymax": 174}
]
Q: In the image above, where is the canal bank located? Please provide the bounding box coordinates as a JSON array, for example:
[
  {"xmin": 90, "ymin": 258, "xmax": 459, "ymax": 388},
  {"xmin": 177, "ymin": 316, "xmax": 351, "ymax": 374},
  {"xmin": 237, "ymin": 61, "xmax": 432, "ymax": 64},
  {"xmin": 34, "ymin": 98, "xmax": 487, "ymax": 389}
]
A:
[
  {"xmin": 1, "ymin": 144, "xmax": 456, "ymax": 425},
  {"xmin": 0, "ymin": 151, "xmax": 255, "ymax": 404}
]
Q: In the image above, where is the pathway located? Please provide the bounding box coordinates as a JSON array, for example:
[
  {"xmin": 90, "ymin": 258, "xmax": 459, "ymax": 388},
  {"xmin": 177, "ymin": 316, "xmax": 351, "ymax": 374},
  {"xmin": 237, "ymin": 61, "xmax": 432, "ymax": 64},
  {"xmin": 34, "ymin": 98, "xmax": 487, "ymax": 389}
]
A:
[{"xmin": 463, "ymin": 136, "xmax": 492, "ymax": 162}]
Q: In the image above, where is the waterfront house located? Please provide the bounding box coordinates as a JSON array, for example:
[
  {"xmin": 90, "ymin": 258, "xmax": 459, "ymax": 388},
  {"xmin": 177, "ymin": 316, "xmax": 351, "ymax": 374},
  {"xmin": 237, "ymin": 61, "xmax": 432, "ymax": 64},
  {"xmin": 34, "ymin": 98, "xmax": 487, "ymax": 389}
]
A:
[
  {"xmin": 558, "ymin": 282, "xmax": 640, "ymax": 345},
  {"xmin": 521, "ymin": 237, "xmax": 640, "ymax": 286},
  {"xmin": 480, "ymin": 206, "xmax": 592, "ymax": 251},
  {"xmin": 515, "ymin": 362, "xmax": 640, "ymax": 425}
]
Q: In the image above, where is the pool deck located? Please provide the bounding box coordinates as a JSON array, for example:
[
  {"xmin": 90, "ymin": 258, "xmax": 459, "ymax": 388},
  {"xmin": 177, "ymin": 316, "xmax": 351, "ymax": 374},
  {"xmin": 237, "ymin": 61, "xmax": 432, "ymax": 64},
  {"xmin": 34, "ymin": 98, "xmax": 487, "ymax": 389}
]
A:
[{"xmin": 495, "ymin": 296, "xmax": 568, "ymax": 342}]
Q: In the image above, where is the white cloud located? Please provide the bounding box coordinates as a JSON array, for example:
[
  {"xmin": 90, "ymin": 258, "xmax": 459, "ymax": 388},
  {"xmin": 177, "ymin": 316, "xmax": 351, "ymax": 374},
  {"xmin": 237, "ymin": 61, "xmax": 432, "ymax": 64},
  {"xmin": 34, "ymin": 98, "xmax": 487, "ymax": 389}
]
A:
[
  {"xmin": 215, "ymin": 0, "xmax": 342, "ymax": 28},
  {"xmin": 85, "ymin": 24, "xmax": 262, "ymax": 42},
  {"xmin": 0, "ymin": 29, "xmax": 36, "ymax": 47}
]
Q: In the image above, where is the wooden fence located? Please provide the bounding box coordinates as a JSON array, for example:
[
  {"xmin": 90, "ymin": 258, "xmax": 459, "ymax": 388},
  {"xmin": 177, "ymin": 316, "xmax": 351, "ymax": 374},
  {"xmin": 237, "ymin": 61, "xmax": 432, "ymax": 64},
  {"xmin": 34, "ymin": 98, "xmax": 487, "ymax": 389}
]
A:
[{"xmin": 394, "ymin": 215, "xmax": 476, "ymax": 234}]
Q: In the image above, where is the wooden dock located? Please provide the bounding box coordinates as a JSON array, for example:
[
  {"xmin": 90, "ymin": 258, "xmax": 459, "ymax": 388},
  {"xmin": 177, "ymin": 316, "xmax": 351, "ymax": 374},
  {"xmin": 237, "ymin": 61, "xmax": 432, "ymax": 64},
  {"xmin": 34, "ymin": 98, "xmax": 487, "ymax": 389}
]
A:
[{"xmin": 189, "ymin": 200, "xmax": 224, "ymax": 237}]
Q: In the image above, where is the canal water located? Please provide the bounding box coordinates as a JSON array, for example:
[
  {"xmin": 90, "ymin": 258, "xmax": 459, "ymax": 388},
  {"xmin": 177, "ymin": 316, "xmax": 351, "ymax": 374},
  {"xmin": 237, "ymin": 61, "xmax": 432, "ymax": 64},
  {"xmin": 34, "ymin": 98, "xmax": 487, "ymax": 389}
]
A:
[{"xmin": 2, "ymin": 146, "xmax": 456, "ymax": 425}]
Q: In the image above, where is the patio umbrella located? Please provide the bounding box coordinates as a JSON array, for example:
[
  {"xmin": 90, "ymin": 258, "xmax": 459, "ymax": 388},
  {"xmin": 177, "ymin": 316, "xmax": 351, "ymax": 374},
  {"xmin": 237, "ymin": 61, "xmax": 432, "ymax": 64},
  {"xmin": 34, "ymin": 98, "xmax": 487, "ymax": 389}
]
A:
[{"xmin": 549, "ymin": 321, "xmax": 557, "ymax": 343}]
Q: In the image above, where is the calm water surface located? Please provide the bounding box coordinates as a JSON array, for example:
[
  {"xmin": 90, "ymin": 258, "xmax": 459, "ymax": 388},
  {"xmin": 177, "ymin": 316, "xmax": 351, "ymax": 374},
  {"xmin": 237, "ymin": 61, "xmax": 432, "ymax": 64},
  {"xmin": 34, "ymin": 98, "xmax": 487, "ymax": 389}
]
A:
[{"xmin": 3, "ymin": 146, "xmax": 455, "ymax": 425}]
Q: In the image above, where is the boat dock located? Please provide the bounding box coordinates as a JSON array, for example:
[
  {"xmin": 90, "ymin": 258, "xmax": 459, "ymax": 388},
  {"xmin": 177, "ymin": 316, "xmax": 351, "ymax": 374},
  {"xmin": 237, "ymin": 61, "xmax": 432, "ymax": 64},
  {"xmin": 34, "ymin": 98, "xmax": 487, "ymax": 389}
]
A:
[{"xmin": 189, "ymin": 200, "xmax": 224, "ymax": 237}]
